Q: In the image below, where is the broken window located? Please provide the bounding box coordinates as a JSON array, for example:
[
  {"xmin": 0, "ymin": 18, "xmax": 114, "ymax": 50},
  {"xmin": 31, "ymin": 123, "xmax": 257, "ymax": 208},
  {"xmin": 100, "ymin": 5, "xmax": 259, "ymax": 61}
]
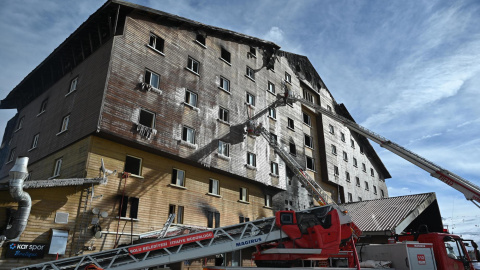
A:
[
  {"xmin": 185, "ymin": 89, "xmax": 198, "ymax": 107},
  {"xmin": 287, "ymin": 118, "xmax": 294, "ymax": 129},
  {"xmin": 144, "ymin": 70, "xmax": 160, "ymax": 89},
  {"xmin": 303, "ymin": 112, "xmax": 311, "ymax": 126},
  {"xmin": 246, "ymin": 66, "xmax": 255, "ymax": 80},
  {"xmin": 267, "ymin": 81, "xmax": 275, "ymax": 93},
  {"xmin": 246, "ymin": 92, "xmax": 255, "ymax": 106},
  {"xmin": 53, "ymin": 158, "xmax": 62, "ymax": 177},
  {"xmin": 118, "ymin": 196, "xmax": 139, "ymax": 219},
  {"xmin": 331, "ymin": 144, "xmax": 337, "ymax": 155},
  {"xmin": 306, "ymin": 156, "xmax": 315, "ymax": 171},
  {"xmin": 138, "ymin": 109, "xmax": 155, "ymax": 128},
  {"xmin": 249, "ymin": 46, "xmax": 256, "ymax": 57},
  {"xmin": 346, "ymin": 171, "xmax": 350, "ymax": 182},
  {"xmin": 285, "ymin": 72, "xmax": 291, "ymax": 83},
  {"xmin": 68, "ymin": 76, "xmax": 78, "ymax": 94},
  {"xmin": 268, "ymin": 107, "xmax": 276, "ymax": 119},
  {"xmin": 221, "ymin": 47, "xmax": 231, "ymax": 63},
  {"xmin": 304, "ymin": 134, "xmax": 314, "ymax": 148},
  {"xmin": 289, "ymin": 143, "xmax": 296, "ymax": 156},
  {"xmin": 220, "ymin": 76, "xmax": 230, "ymax": 92},
  {"xmin": 218, "ymin": 141, "xmax": 229, "ymax": 157},
  {"xmin": 247, "ymin": 152, "xmax": 256, "ymax": 167},
  {"xmin": 182, "ymin": 126, "xmax": 195, "ymax": 144},
  {"xmin": 30, "ymin": 133, "xmax": 39, "ymax": 150},
  {"xmin": 329, "ymin": 124, "xmax": 334, "ymax": 134},
  {"xmin": 207, "ymin": 211, "xmax": 220, "ymax": 228},
  {"xmin": 169, "ymin": 204, "xmax": 184, "ymax": 224},
  {"xmin": 187, "ymin": 56, "xmax": 200, "ymax": 74},
  {"xmin": 219, "ymin": 107, "xmax": 229, "ymax": 123},
  {"xmin": 209, "ymin": 179, "xmax": 220, "ymax": 195},
  {"xmin": 124, "ymin": 155, "xmax": 142, "ymax": 176},
  {"xmin": 239, "ymin": 187, "xmax": 249, "ymax": 202},
  {"xmin": 271, "ymin": 162, "xmax": 279, "ymax": 175},
  {"xmin": 7, "ymin": 148, "xmax": 16, "ymax": 163},
  {"xmin": 148, "ymin": 33, "xmax": 164, "ymax": 52},
  {"xmin": 196, "ymin": 34, "xmax": 206, "ymax": 46},
  {"xmin": 59, "ymin": 115, "xmax": 70, "ymax": 133},
  {"xmin": 171, "ymin": 168, "xmax": 185, "ymax": 187}
]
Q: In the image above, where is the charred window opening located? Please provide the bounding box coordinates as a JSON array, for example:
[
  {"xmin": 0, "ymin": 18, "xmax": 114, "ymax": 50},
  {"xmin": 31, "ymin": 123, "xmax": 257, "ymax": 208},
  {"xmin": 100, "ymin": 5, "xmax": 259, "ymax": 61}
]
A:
[
  {"xmin": 207, "ymin": 211, "xmax": 220, "ymax": 228},
  {"xmin": 138, "ymin": 109, "xmax": 155, "ymax": 128},
  {"xmin": 304, "ymin": 134, "xmax": 314, "ymax": 149},
  {"xmin": 221, "ymin": 48, "xmax": 231, "ymax": 63},
  {"xmin": 249, "ymin": 46, "xmax": 256, "ymax": 57},
  {"xmin": 306, "ymin": 156, "xmax": 315, "ymax": 171},
  {"xmin": 148, "ymin": 33, "xmax": 164, "ymax": 52},
  {"xmin": 124, "ymin": 155, "xmax": 142, "ymax": 176},
  {"xmin": 196, "ymin": 34, "xmax": 206, "ymax": 46},
  {"xmin": 289, "ymin": 143, "xmax": 296, "ymax": 156},
  {"xmin": 118, "ymin": 196, "xmax": 139, "ymax": 219}
]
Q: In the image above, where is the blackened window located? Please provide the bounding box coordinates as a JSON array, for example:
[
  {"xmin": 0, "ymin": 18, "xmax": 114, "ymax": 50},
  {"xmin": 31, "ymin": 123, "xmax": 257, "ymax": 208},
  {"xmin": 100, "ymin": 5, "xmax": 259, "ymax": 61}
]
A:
[
  {"xmin": 196, "ymin": 34, "xmax": 206, "ymax": 46},
  {"xmin": 125, "ymin": 155, "xmax": 142, "ymax": 176},
  {"xmin": 148, "ymin": 33, "xmax": 164, "ymax": 52},
  {"xmin": 139, "ymin": 109, "xmax": 155, "ymax": 128},
  {"xmin": 306, "ymin": 156, "xmax": 315, "ymax": 171},
  {"xmin": 304, "ymin": 134, "xmax": 314, "ymax": 148},
  {"xmin": 289, "ymin": 143, "xmax": 296, "ymax": 156},
  {"xmin": 221, "ymin": 48, "xmax": 231, "ymax": 63}
]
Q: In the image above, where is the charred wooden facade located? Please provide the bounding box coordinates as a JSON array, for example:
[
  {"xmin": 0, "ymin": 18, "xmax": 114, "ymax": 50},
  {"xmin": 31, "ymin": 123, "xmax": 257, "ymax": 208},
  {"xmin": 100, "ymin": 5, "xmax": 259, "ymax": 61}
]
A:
[{"xmin": 0, "ymin": 0, "xmax": 389, "ymax": 268}]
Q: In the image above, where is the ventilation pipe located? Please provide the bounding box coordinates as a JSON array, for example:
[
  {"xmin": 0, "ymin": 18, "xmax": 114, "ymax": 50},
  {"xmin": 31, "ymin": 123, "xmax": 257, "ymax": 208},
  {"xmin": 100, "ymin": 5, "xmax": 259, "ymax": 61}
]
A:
[{"xmin": 0, "ymin": 157, "xmax": 31, "ymax": 245}]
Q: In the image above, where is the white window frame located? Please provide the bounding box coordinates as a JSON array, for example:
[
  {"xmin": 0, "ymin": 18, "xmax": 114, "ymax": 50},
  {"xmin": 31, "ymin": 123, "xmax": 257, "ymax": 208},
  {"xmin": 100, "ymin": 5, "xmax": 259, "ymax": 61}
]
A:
[
  {"xmin": 267, "ymin": 81, "xmax": 275, "ymax": 93},
  {"xmin": 53, "ymin": 158, "xmax": 62, "ymax": 177},
  {"xmin": 270, "ymin": 162, "xmax": 279, "ymax": 175},
  {"xmin": 30, "ymin": 133, "xmax": 39, "ymax": 150},
  {"xmin": 219, "ymin": 107, "xmax": 229, "ymax": 123},
  {"xmin": 246, "ymin": 66, "xmax": 255, "ymax": 80},
  {"xmin": 60, "ymin": 115, "xmax": 70, "ymax": 133},
  {"xmin": 287, "ymin": 118, "xmax": 295, "ymax": 130},
  {"xmin": 218, "ymin": 141, "xmax": 230, "ymax": 157},
  {"xmin": 247, "ymin": 152, "xmax": 256, "ymax": 167},
  {"xmin": 240, "ymin": 187, "xmax": 249, "ymax": 202},
  {"xmin": 185, "ymin": 89, "xmax": 198, "ymax": 107},
  {"xmin": 209, "ymin": 179, "xmax": 220, "ymax": 195},
  {"xmin": 246, "ymin": 92, "xmax": 255, "ymax": 106},
  {"xmin": 68, "ymin": 77, "xmax": 78, "ymax": 94},
  {"xmin": 220, "ymin": 76, "xmax": 230, "ymax": 92},
  {"xmin": 306, "ymin": 156, "xmax": 315, "ymax": 171},
  {"xmin": 182, "ymin": 126, "xmax": 195, "ymax": 144},
  {"xmin": 148, "ymin": 33, "xmax": 164, "ymax": 53},
  {"xmin": 145, "ymin": 69, "xmax": 160, "ymax": 89},
  {"xmin": 171, "ymin": 168, "xmax": 185, "ymax": 187},
  {"xmin": 268, "ymin": 107, "xmax": 276, "ymax": 119},
  {"xmin": 285, "ymin": 72, "xmax": 291, "ymax": 83},
  {"xmin": 187, "ymin": 56, "xmax": 200, "ymax": 74}
]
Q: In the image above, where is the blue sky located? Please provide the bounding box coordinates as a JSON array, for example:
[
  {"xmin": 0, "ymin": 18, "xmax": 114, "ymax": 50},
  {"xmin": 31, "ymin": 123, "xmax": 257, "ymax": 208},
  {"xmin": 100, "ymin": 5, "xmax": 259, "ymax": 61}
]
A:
[{"xmin": 1, "ymin": 0, "xmax": 479, "ymax": 240}]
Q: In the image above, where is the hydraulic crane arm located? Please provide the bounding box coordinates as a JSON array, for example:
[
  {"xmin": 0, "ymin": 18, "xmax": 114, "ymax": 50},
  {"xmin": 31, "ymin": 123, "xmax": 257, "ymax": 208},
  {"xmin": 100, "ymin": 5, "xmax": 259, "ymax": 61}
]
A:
[{"xmin": 287, "ymin": 93, "xmax": 480, "ymax": 208}]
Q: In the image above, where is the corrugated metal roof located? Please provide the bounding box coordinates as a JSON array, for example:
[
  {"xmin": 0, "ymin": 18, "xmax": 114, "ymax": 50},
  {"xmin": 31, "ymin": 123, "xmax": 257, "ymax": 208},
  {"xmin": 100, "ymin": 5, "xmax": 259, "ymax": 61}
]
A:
[{"xmin": 342, "ymin": 193, "xmax": 437, "ymax": 234}]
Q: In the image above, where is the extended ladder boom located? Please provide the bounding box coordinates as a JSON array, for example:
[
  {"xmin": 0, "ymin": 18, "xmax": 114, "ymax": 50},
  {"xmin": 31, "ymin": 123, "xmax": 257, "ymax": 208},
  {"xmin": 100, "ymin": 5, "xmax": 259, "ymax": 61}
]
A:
[{"xmin": 289, "ymin": 95, "xmax": 480, "ymax": 207}]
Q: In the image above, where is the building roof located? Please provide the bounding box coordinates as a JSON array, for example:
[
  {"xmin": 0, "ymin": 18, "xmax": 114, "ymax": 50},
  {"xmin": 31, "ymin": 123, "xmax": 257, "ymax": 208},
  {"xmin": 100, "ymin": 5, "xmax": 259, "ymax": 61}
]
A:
[
  {"xmin": 0, "ymin": 0, "xmax": 280, "ymax": 110},
  {"xmin": 342, "ymin": 192, "xmax": 443, "ymax": 235}
]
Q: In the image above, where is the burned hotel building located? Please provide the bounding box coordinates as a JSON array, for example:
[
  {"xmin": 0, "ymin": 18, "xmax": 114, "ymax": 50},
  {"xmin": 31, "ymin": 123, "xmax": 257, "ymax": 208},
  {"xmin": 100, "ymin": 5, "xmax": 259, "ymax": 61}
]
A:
[{"xmin": 0, "ymin": 0, "xmax": 389, "ymax": 268}]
